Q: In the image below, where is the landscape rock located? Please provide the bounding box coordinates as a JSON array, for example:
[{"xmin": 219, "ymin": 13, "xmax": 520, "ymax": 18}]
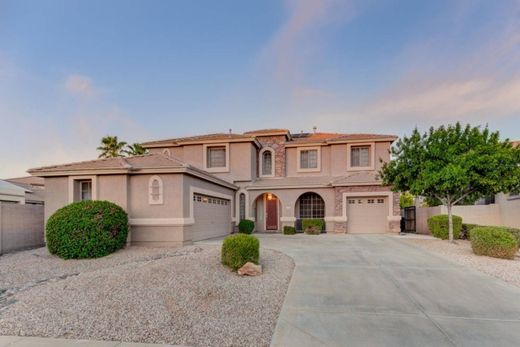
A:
[{"xmin": 237, "ymin": 262, "xmax": 262, "ymax": 276}]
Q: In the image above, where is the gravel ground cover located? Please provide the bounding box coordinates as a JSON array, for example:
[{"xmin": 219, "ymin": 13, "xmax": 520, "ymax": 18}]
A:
[
  {"xmin": 0, "ymin": 245, "xmax": 294, "ymax": 347},
  {"xmin": 406, "ymin": 238, "xmax": 520, "ymax": 288}
]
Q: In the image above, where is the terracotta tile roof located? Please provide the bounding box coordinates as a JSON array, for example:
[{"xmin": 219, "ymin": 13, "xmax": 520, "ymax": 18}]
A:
[
  {"xmin": 142, "ymin": 133, "xmax": 254, "ymax": 147},
  {"xmin": 243, "ymin": 129, "xmax": 290, "ymax": 135},
  {"xmin": 28, "ymin": 153, "xmax": 187, "ymax": 174},
  {"xmin": 511, "ymin": 140, "xmax": 520, "ymax": 148},
  {"xmin": 289, "ymin": 132, "xmax": 397, "ymax": 144},
  {"xmin": 248, "ymin": 172, "xmax": 382, "ymax": 189}
]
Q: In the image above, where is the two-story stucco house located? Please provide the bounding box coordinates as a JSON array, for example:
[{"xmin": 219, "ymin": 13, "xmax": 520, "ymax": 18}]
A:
[{"xmin": 28, "ymin": 129, "xmax": 401, "ymax": 246}]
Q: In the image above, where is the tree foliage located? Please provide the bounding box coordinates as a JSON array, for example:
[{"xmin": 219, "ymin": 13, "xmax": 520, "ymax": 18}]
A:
[
  {"xmin": 399, "ymin": 192, "xmax": 415, "ymax": 209},
  {"xmin": 381, "ymin": 123, "xmax": 520, "ymax": 241},
  {"xmin": 97, "ymin": 135, "xmax": 128, "ymax": 158},
  {"xmin": 123, "ymin": 143, "xmax": 148, "ymax": 156}
]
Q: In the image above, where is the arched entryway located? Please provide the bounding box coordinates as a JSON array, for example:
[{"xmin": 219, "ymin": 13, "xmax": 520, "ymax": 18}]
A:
[
  {"xmin": 253, "ymin": 192, "xmax": 281, "ymax": 232},
  {"xmin": 295, "ymin": 192, "xmax": 325, "ymax": 231}
]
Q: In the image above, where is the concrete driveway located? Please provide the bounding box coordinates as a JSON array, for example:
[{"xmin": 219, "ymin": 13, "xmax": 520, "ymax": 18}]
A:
[{"xmin": 202, "ymin": 233, "xmax": 520, "ymax": 347}]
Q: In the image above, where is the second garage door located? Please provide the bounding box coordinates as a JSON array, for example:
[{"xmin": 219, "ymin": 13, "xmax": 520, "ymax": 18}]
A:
[
  {"xmin": 347, "ymin": 197, "xmax": 387, "ymax": 233},
  {"xmin": 191, "ymin": 193, "xmax": 231, "ymax": 241}
]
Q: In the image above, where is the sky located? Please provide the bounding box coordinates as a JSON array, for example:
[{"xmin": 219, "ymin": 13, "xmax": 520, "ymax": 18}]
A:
[{"xmin": 1, "ymin": 0, "xmax": 520, "ymax": 178}]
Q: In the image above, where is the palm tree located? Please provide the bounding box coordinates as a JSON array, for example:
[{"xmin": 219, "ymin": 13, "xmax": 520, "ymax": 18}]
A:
[
  {"xmin": 123, "ymin": 143, "xmax": 148, "ymax": 156},
  {"xmin": 97, "ymin": 135, "xmax": 127, "ymax": 158}
]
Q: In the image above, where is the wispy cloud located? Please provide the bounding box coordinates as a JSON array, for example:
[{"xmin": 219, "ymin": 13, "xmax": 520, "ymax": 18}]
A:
[{"xmin": 64, "ymin": 74, "xmax": 97, "ymax": 98}]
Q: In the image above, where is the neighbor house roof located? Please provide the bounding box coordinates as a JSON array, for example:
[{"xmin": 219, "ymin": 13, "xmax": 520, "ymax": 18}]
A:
[
  {"xmin": 512, "ymin": 140, "xmax": 520, "ymax": 148},
  {"xmin": 141, "ymin": 133, "xmax": 260, "ymax": 148},
  {"xmin": 0, "ymin": 179, "xmax": 27, "ymax": 197},
  {"xmin": 6, "ymin": 176, "xmax": 45, "ymax": 187},
  {"xmin": 28, "ymin": 154, "xmax": 237, "ymax": 190}
]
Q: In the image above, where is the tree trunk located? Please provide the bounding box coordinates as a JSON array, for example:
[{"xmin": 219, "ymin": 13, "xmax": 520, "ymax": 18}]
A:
[{"xmin": 447, "ymin": 203, "xmax": 454, "ymax": 243}]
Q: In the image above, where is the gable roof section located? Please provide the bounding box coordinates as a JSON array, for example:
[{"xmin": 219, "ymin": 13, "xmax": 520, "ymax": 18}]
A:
[
  {"xmin": 28, "ymin": 154, "xmax": 237, "ymax": 190},
  {"xmin": 142, "ymin": 133, "xmax": 260, "ymax": 148}
]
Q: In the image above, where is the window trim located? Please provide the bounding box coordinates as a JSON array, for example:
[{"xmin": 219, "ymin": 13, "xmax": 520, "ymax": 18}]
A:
[
  {"xmin": 347, "ymin": 142, "xmax": 375, "ymax": 171},
  {"xmin": 259, "ymin": 147, "xmax": 275, "ymax": 177},
  {"xmin": 68, "ymin": 175, "xmax": 97, "ymax": 203},
  {"xmin": 203, "ymin": 143, "xmax": 230, "ymax": 172},
  {"xmin": 162, "ymin": 148, "xmax": 171, "ymax": 157},
  {"xmin": 79, "ymin": 180, "xmax": 92, "ymax": 201},
  {"xmin": 148, "ymin": 175, "xmax": 164, "ymax": 205},
  {"xmin": 297, "ymin": 146, "xmax": 321, "ymax": 172}
]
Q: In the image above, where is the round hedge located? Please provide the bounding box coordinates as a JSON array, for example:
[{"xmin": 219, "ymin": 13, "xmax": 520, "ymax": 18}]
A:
[
  {"xmin": 427, "ymin": 214, "xmax": 462, "ymax": 240},
  {"xmin": 221, "ymin": 233, "xmax": 259, "ymax": 271},
  {"xmin": 238, "ymin": 219, "xmax": 255, "ymax": 234},
  {"xmin": 470, "ymin": 227, "xmax": 518, "ymax": 260},
  {"xmin": 46, "ymin": 200, "xmax": 129, "ymax": 259}
]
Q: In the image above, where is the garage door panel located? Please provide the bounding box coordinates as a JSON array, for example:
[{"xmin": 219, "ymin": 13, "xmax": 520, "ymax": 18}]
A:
[
  {"xmin": 191, "ymin": 194, "xmax": 231, "ymax": 241},
  {"xmin": 347, "ymin": 197, "xmax": 387, "ymax": 234}
]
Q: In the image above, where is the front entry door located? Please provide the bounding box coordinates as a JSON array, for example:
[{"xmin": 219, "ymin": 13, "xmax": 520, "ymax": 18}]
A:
[{"xmin": 265, "ymin": 195, "xmax": 278, "ymax": 230}]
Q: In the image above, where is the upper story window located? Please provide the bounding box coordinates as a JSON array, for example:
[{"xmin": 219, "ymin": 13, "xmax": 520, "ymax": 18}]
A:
[
  {"xmin": 260, "ymin": 148, "xmax": 274, "ymax": 176},
  {"xmin": 297, "ymin": 147, "xmax": 320, "ymax": 172},
  {"xmin": 79, "ymin": 180, "xmax": 92, "ymax": 201},
  {"xmin": 204, "ymin": 144, "xmax": 229, "ymax": 172},
  {"xmin": 351, "ymin": 146, "xmax": 370, "ymax": 167},
  {"xmin": 347, "ymin": 143, "xmax": 375, "ymax": 171},
  {"xmin": 148, "ymin": 175, "xmax": 164, "ymax": 205}
]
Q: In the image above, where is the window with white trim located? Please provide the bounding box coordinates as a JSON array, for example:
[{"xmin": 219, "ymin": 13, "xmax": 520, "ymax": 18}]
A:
[
  {"xmin": 239, "ymin": 193, "xmax": 246, "ymax": 220},
  {"xmin": 261, "ymin": 149, "xmax": 274, "ymax": 176},
  {"xmin": 206, "ymin": 146, "xmax": 226, "ymax": 168},
  {"xmin": 79, "ymin": 180, "xmax": 92, "ymax": 201},
  {"xmin": 300, "ymin": 149, "xmax": 318, "ymax": 169},
  {"xmin": 148, "ymin": 176, "xmax": 163, "ymax": 205},
  {"xmin": 350, "ymin": 146, "xmax": 370, "ymax": 167}
]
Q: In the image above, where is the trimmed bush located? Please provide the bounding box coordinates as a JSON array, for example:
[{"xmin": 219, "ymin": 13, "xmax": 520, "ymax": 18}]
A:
[
  {"xmin": 427, "ymin": 214, "xmax": 462, "ymax": 240},
  {"xmin": 46, "ymin": 200, "xmax": 128, "ymax": 259},
  {"xmin": 221, "ymin": 234, "xmax": 260, "ymax": 271},
  {"xmin": 302, "ymin": 219, "xmax": 325, "ymax": 235},
  {"xmin": 504, "ymin": 227, "xmax": 520, "ymax": 248},
  {"xmin": 470, "ymin": 227, "xmax": 518, "ymax": 259},
  {"xmin": 461, "ymin": 223, "xmax": 480, "ymax": 240},
  {"xmin": 283, "ymin": 226, "xmax": 296, "ymax": 235},
  {"xmin": 238, "ymin": 219, "xmax": 255, "ymax": 234}
]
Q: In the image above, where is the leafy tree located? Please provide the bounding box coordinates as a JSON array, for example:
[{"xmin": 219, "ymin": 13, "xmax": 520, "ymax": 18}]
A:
[
  {"xmin": 123, "ymin": 143, "xmax": 148, "ymax": 156},
  {"xmin": 97, "ymin": 135, "xmax": 127, "ymax": 158},
  {"xmin": 399, "ymin": 192, "xmax": 415, "ymax": 209},
  {"xmin": 381, "ymin": 123, "xmax": 520, "ymax": 242}
]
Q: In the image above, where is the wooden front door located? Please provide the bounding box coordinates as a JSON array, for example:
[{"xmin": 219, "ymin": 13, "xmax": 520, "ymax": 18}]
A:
[{"xmin": 265, "ymin": 195, "xmax": 278, "ymax": 230}]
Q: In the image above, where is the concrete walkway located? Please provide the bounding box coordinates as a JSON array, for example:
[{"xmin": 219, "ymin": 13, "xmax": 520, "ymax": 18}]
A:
[
  {"xmin": 202, "ymin": 233, "xmax": 520, "ymax": 347},
  {"xmin": 0, "ymin": 336, "xmax": 180, "ymax": 347}
]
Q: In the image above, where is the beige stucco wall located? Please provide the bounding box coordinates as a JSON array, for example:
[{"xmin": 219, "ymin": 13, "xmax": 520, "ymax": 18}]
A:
[
  {"xmin": 497, "ymin": 193, "xmax": 520, "ymax": 228},
  {"xmin": 416, "ymin": 195, "xmax": 520, "ymax": 234},
  {"xmin": 98, "ymin": 175, "xmax": 129, "ymax": 210},
  {"xmin": 0, "ymin": 203, "xmax": 44, "ymax": 254},
  {"xmin": 44, "ymin": 177, "xmax": 69, "ymax": 223},
  {"xmin": 128, "ymin": 174, "xmax": 184, "ymax": 219}
]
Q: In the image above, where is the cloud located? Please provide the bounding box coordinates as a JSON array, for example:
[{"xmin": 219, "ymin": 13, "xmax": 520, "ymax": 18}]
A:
[
  {"xmin": 64, "ymin": 74, "xmax": 97, "ymax": 97},
  {"xmin": 260, "ymin": 0, "xmax": 358, "ymax": 84}
]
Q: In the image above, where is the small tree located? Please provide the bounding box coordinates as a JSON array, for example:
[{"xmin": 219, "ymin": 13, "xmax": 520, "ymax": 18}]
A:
[
  {"xmin": 400, "ymin": 192, "xmax": 415, "ymax": 209},
  {"xmin": 381, "ymin": 123, "xmax": 520, "ymax": 242}
]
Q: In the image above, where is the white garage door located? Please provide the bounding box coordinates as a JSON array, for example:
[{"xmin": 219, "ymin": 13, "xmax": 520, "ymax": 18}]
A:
[
  {"xmin": 347, "ymin": 197, "xmax": 387, "ymax": 234},
  {"xmin": 191, "ymin": 194, "xmax": 231, "ymax": 241}
]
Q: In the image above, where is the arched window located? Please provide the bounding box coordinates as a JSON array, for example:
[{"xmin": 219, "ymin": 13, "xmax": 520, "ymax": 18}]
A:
[
  {"xmin": 162, "ymin": 148, "xmax": 171, "ymax": 157},
  {"xmin": 148, "ymin": 175, "xmax": 163, "ymax": 205},
  {"xmin": 239, "ymin": 193, "xmax": 246, "ymax": 220},
  {"xmin": 297, "ymin": 192, "xmax": 325, "ymax": 219},
  {"xmin": 260, "ymin": 148, "xmax": 274, "ymax": 176}
]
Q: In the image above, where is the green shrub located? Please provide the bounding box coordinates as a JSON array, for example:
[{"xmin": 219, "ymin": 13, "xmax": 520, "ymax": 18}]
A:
[
  {"xmin": 221, "ymin": 234, "xmax": 260, "ymax": 271},
  {"xmin": 427, "ymin": 214, "xmax": 462, "ymax": 240},
  {"xmin": 238, "ymin": 219, "xmax": 255, "ymax": 234},
  {"xmin": 46, "ymin": 200, "xmax": 128, "ymax": 259},
  {"xmin": 461, "ymin": 223, "xmax": 480, "ymax": 240},
  {"xmin": 302, "ymin": 219, "xmax": 324, "ymax": 235},
  {"xmin": 470, "ymin": 227, "xmax": 518, "ymax": 259},
  {"xmin": 503, "ymin": 227, "xmax": 520, "ymax": 248},
  {"xmin": 283, "ymin": 226, "xmax": 296, "ymax": 235}
]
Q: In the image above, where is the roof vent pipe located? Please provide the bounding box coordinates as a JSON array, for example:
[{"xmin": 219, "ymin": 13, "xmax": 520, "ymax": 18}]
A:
[
  {"xmin": 313, "ymin": 126, "xmax": 317, "ymax": 134},
  {"xmin": 229, "ymin": 128, "xmax": 232, "ymax": 135}
]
